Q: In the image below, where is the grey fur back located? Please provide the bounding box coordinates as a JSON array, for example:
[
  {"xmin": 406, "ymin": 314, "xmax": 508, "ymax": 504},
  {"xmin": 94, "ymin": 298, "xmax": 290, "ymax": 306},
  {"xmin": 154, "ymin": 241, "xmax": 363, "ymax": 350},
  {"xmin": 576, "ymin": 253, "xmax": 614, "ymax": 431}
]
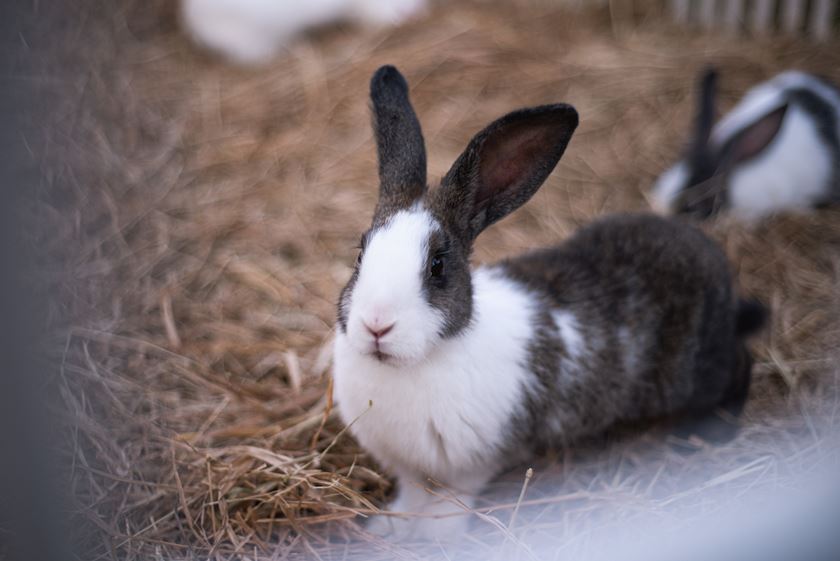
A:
[{"xmin": 499, "ymin": 213, "xmax": 742, "ymax": 461}]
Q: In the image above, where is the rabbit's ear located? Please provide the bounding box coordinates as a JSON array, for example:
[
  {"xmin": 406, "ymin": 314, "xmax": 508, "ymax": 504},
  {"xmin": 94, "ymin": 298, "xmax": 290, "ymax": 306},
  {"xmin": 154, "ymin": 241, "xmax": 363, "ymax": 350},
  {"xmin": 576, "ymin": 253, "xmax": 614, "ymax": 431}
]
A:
[
  {"xmin": 728, "ymin": 105, "xmax": 788, "ymax": 164},
  {"xmin": 370, "ymin": 65, "xmax": 427, "ymax": 213},
  {"xmin": 434, "ymin": 104, "xmax": 578, "ymax": 241},
  {"xmin": 688, "ymin": 67, "xmax": 718, "ymax": 169}
]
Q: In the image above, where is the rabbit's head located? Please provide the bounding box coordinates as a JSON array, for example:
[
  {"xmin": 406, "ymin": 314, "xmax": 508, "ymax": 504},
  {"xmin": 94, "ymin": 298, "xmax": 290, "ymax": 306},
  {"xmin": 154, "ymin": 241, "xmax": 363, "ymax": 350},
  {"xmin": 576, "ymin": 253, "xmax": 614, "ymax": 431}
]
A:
[{"xmin": 337, "ymin": 65, "xmax": 578, "ymax": 366}]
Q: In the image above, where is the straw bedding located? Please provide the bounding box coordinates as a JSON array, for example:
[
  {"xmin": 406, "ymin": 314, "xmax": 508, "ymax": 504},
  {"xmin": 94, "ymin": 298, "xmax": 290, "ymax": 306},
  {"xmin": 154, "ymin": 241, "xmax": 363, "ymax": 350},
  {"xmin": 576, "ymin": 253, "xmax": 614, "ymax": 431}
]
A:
[{"xmin": 30, "ymin": 0, "xmax": 840, "ymax": 559}]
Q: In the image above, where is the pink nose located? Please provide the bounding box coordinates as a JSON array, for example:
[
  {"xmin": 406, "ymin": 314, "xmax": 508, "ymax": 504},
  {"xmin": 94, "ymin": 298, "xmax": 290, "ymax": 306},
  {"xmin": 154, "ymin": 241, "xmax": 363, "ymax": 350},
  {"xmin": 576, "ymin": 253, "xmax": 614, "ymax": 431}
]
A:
[{"xmin": 364, "ymin": 322, "xmax": 395, "ymax": 339}]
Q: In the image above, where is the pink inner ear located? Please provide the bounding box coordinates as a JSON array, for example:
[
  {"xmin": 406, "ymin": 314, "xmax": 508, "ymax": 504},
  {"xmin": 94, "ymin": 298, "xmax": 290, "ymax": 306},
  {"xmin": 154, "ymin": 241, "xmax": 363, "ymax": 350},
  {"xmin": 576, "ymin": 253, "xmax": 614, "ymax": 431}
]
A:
[
  {"xmin": 731, "ymin": 105, "xmax": 787, "ymax": 163},
  {"xmin": 477, "ymin": 127, "xmax": 548, "ymax": 206}
]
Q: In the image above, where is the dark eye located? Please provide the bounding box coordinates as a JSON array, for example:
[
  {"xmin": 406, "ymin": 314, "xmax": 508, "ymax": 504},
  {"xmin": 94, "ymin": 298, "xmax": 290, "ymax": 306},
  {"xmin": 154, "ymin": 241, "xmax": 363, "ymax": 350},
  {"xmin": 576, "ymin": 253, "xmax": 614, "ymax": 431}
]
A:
[
  {"xmin": 430, "ymin": 256, "xmax": 444, "ymax": 278},
  {"xmin": 355, "ymin": 234, "xmax": 369, "ymax": 267}
]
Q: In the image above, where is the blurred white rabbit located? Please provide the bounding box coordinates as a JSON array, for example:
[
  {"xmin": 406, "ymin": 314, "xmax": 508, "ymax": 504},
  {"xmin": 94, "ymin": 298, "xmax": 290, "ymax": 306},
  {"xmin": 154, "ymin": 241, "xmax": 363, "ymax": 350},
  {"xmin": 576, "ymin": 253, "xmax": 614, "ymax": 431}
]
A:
[
  {"xmin": 652, "ymin": 68, "xmax": 840, "ymax": 221},
  {"xmin": 181, "ymin": 0, "xmax": 427, "ymax": 65}
]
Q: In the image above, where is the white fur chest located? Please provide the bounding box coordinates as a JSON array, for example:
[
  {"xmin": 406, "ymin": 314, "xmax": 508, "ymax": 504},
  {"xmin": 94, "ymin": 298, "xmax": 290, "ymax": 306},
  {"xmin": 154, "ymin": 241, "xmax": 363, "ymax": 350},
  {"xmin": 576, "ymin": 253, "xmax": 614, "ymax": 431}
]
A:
[{"xmin": 332, "ymin": 268, "xmax": 537, "ymax": 482}]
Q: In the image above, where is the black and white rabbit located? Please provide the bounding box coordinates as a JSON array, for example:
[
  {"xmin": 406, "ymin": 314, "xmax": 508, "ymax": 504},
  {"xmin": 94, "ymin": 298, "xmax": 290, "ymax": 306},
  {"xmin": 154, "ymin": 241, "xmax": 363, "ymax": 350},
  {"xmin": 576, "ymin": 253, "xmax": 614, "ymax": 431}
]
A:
[
  {"xmin": 652, "ymin": 69, "xmax": 840, "ymax": 220},
  {"xmin": 333, "ymin": 65, "xmax": 765, "ymax": 540}
]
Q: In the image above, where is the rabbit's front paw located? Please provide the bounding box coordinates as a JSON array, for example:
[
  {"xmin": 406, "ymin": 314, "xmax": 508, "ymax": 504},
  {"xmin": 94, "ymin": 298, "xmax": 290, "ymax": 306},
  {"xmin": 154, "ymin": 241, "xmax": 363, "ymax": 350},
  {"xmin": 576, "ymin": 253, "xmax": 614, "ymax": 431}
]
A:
[
  {"xmin": 365, "ymin": 513, "xmax": 413, "ymax": 539},
  {"xmin": 365, "ymin": 511, "xmax": 469, "ymax": 541},
  {"xmin": 409, "ymin": 513, "xmax": 469, "ymax": 541}
]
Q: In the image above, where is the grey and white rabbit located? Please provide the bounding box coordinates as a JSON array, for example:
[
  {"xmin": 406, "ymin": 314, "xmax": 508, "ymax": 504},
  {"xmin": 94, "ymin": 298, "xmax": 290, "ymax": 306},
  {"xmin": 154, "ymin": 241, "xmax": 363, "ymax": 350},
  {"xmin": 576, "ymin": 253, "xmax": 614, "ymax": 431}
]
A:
[
  {"xmin": 652, "ymin": 69, "xmax": 840, "ymax": 220},
  {"xmin": 333, "ymin": 65, "xmax": 765, "ymax": 540}
]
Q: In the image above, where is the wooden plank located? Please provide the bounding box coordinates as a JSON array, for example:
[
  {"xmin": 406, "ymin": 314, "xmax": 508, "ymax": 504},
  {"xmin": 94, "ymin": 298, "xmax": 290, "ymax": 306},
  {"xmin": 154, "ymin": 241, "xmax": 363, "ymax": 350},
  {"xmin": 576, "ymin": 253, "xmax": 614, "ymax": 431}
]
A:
[
  {"xmin": 750, "ymin": 0, "xmax": 776, "ymax": 34},
  {"xmin": 698, "ymin": 0, "xmax": 717, "ymax": 29},
  {"xmin": 609, "ymin": 0, "xmax": 634, "ymax": 34},
  {"xmin": 724, "ymin": 0, "xmax": 745, "ymax": 33},
  {"xmin": 809, "ymin": 0, "xmax": 836, "ymax": 40},
  {"xmin": 782, "ymin": 0, "xmax": 806, "ymax": 33},
  {"xmin": 671, "ymin": 0, "xmax": 691, "ymax": 24}
]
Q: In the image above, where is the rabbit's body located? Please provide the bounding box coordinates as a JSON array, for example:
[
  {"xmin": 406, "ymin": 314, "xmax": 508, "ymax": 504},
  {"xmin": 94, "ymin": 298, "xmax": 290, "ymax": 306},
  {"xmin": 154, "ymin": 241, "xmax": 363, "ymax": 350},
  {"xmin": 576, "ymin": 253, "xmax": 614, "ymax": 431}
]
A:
[
  {"xmin": 502, "ymin": 214, "xmax": 745, "ymax": 449},
  {"xmin": 334, "ymin": 66, "xmax": 763, "ymax": 540},
  {"xmin": 335, "ymin": 212, "xmax": 746, "ymax": 480},
  {"xmin": 653, "ymin": 70, "xmax": 840, "ymax": 220},
  {"xmin": 181, "ymin": 0, "xmax": 426, "ymax": 64}
]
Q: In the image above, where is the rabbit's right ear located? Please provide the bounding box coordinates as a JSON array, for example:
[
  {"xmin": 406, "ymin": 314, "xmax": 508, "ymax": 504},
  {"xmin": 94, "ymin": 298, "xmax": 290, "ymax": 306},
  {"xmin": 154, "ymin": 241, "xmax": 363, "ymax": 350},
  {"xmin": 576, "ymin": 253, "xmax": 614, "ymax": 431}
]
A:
[
  {"xmin": 434, "ymin": 104, "xmax": 578, "ymax": 241},
  {"xmin": 370, "ymin": 65, "xmax": 427, "ymax": 213},
  {"xmin": 688, "ymin": 67, "xmax": 718, "ymax": 169}
]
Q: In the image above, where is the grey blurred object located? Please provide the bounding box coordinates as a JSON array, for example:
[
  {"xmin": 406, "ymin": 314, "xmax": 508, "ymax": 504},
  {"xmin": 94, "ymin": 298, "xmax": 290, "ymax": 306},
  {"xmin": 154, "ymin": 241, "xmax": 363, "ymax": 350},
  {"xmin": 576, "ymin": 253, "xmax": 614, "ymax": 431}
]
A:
[
  {"xmin": 180, "ymin": 0, "xmax": 427, "ymax": 64},
  {"xmin": 1, "ymin": 0, "xmax": 76, "ymax": 559}
]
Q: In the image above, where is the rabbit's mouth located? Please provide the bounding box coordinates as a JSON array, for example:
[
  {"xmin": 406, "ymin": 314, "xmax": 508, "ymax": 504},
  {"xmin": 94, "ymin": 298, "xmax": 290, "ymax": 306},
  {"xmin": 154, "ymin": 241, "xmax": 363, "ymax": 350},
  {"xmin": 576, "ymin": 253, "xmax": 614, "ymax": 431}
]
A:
[
  {"xmin": 365, "ymin": 341, "xmax": 412, "ymax": 366},
  {"xmin": 344, "ymin": 316, "xmax": 437, "ymax": 367},
  {"xmin": 369, "ymin": 341, "xmax": 396, "ymax": 363},
  {"xmin": 354, "ymin": 337, "xmax": 431, "ymax": 367},
  {"xmin": 366, "ymin": 333, "xmax": 412, "ymax": 364},
  {"xmin": 371, "ymin": 349, "xmax": 393, "ymax": 363}
]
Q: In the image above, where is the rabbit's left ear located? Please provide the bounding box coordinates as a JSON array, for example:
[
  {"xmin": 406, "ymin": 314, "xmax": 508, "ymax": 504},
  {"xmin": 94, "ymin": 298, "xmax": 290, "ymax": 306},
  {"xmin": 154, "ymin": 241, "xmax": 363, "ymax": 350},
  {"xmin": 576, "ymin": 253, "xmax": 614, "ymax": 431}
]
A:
[
  {"xmin": 688, "ymin": 67, "xmax": 718, "ymax": 170},
  {"xmin": 434, "ymin": 104, "xmax": 578, "ymax": 241},
  {"xmin": 370, "ymin": 65, "xmax": 428, "ymax": 214}
]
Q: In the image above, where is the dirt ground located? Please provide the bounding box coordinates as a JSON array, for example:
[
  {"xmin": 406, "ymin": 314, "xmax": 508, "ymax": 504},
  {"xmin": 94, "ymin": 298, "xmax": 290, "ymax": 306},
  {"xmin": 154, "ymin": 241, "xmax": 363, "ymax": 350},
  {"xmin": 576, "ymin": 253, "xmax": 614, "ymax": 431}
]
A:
[{"xmin": 31, "ymin": 0, "xmax": 840, "ymax": 559}]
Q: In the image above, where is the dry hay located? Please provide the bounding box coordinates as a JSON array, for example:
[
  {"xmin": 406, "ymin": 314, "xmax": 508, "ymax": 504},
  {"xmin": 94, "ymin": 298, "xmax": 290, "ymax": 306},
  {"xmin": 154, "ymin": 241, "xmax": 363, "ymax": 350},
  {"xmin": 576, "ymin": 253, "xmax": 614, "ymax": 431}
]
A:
[{"xmin": 29, "ymin": 0, "xmax": 840, "ymax": 559}]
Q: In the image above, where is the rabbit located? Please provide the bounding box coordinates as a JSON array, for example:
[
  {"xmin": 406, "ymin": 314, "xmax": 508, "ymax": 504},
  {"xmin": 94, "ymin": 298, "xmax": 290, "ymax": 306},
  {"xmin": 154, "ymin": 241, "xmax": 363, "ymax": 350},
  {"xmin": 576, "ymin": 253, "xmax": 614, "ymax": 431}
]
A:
[
  {"xmin": 652, "ymin": 68, "xmax": 840, "ymax": 221},
  {"xmin": 333, "ymin": 65, "xmax": 766, "ymax": 541},
  {"xmin": 181, "ymin": 0, "xmax": 427, "ymax": 65}
]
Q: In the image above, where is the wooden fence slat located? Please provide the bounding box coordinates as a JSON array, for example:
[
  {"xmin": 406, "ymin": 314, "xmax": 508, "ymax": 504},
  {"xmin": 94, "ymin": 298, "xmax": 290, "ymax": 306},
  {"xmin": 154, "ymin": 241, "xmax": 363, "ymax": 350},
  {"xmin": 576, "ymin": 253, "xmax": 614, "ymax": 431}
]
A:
[
  {"xmin": 782, "ymin": 0, "xmax": 807, "ymax": 33},
  {"xmin": 809, "ymin": 0, "xmax": 836, "ymax": 40},
  {"xmin": 724, "ymin": 0, "xmax": 746, "ymax": 33},
  {"xmin": 698, "ymin": 0, "xmax": 717, "ymax": 29},
  {"xmin": 750, "ymin": 0, "xmax": 776, "ymax": 33},
  {"xmin": 609, "ymin": 0, "xmax": 633, "ymax": 34},
  {"xmin": 671, "ymin": 0, "xmax": 691, "ymax": 24}
]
